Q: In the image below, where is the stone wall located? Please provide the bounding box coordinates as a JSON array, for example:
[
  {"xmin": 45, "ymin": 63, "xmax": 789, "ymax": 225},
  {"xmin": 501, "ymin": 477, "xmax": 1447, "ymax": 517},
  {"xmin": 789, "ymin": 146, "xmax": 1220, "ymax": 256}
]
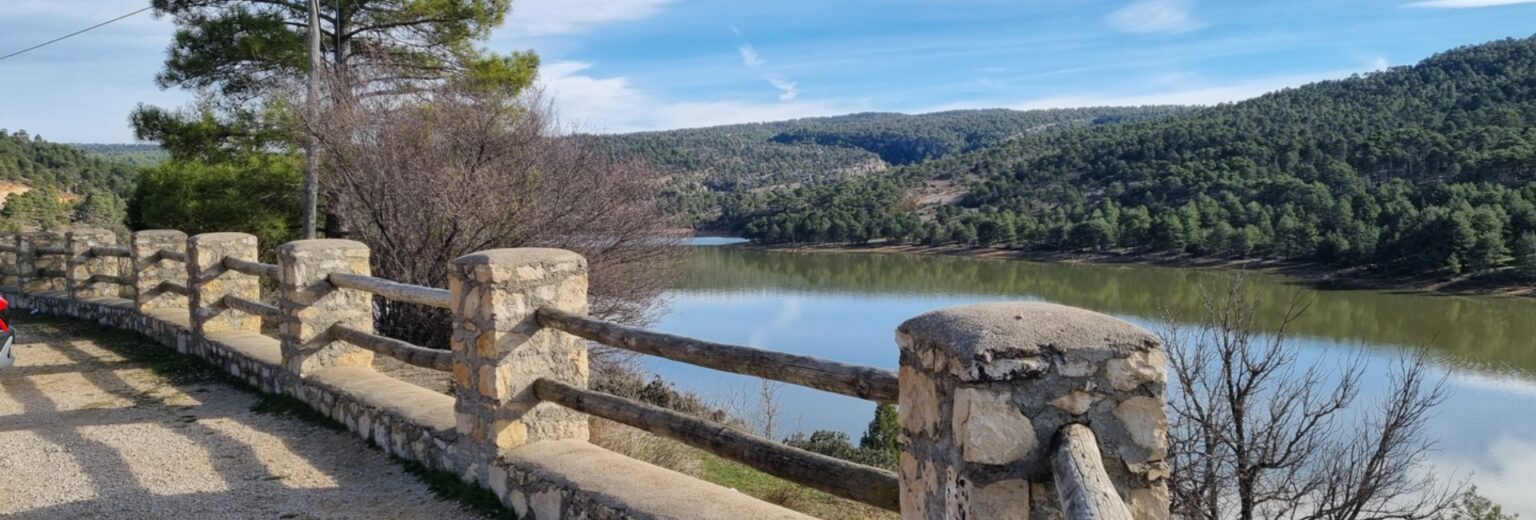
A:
[{"xmin": 5, "ymin": 229, "xmax": 815, "ymax": 520}]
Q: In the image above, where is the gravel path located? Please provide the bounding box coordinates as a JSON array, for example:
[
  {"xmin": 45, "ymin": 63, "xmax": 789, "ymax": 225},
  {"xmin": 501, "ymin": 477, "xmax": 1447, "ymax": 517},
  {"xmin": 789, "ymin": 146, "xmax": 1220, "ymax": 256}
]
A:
[{"xmin": 0, "ymin": 317, "xmax": 483, "ymax": 520}]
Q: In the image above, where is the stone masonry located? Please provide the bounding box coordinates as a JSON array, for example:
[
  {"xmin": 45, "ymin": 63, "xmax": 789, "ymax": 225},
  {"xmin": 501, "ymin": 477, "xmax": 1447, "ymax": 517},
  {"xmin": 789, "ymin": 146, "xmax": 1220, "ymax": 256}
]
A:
[
  {"xmin": 132, "ymin": 230, "xmax": 189, "ymax": 314},
  {"xmin": 19, "ymin": 231, "xmax": 64, "ymax": 293},
  {"xmin": 0, "ymin": 233, "xmax": 17, "ymax": 289},
  {"xmin": 66, "ymin": 228, "xmax": 120, "ymax": 300},
  {"xmin": 188, "ymin": 233, "xmax": 262, "ymax": 336},
  {"xmin": 449, "ymin": 248, "xmax": 590, "ymax": 485},
  {"xmin": 896, "ymin": 302, "xmax": 1169, "ymax": 520},
  {"xmin": 277, "ymin": 239, "xmax": 374, "ymax": 376}
]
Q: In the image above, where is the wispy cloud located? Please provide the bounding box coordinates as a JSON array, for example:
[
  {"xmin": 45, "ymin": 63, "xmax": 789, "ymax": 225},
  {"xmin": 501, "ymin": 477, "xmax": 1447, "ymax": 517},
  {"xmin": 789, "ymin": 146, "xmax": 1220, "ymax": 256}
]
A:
[
  {"xmin": 502, "ymin": 0, "xmax": 674, "ymax": 37},
  {"xmin": 765, "ymin": 76, "xmax": 798, "ymax": 101},
  {"xmin": 1404, "ymin": 0, "xmax": 1536, "ymax": 7},
  {"xmin": 1107, "ymin": 0, "xmax": 1202, "ymax": 34},
  {"xmin": 738, "ymin": 44, "xmax": 764, "ymax": 67},
  {"xmin": 538, "ymin": 61, "xmax": 858, "ymax": 132}
]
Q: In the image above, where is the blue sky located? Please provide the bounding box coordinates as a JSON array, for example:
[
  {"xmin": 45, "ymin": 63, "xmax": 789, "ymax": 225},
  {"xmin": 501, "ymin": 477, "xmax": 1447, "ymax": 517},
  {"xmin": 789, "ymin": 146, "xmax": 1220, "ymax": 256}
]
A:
[{"xmin": 2, "ymin": 0, "xmax": 1536, "ymax": 142}]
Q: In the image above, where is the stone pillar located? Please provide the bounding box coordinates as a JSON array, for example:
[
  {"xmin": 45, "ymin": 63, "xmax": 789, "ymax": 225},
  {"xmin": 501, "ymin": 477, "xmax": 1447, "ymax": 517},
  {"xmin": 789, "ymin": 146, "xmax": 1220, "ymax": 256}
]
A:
[
  {"xmin": 19, "ymin": 231, "xmax": 64, "ymax": 294},
  {"xmin": 66, "ymin": 228, "xmax": 120, "ymax": 300},
  {"xmin": 449, "ymin": 248, "xmax": 590, "ymax": 482},
  {"xmin": 188, "ymin": 232, "xmax": 262, "ymax": 336},
  {"xmin": 896, "ymin": 302, "xmax": 1168, "ymax": 520},
  {"xmin": 133, "ymin": 230, "xmax": 189, "ymax": 314},
  {"xmin": 277, "ymin": 239, "xmax": 374, "ymax": 376},
  {"xmin": 0, "ymin": 233, "xmax": 17, "ymax": 290}
]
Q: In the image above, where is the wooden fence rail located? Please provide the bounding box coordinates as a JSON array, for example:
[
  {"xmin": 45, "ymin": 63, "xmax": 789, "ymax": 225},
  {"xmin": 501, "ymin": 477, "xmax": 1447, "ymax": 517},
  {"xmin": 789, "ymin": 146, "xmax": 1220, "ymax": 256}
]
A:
[
  {"xmin": 155, "ymin": 280, "xmax": 190, "ymax": 297},
  {"xmin": 328, "ymin": 272, "xmax": 451, "ymax": 309},
  {"xmin": 34, "ymin": 245, "xmax": 68, "ymax": 255},
  {"xmin": 223, "ymin": 257, "xmax": 278, "ymax": 279},
  {"xmin": 222, "ymin": 294, "xmax": 281, "ymax": 322},
  {"xmin": 1052, "ymin": 424, "xmax": 1135, "ymax": 520},
  {"xmin": 89, "ymin": 246, "xmax": 132, "ymax": 258},
  {"xmin": 36, "ymin": 268, "xmax": 67, "ymax": 278},
  {"xmin": 536, "ymin": 307, "xmax": 899, "ymax": 403},
  {"xmin": 88, "ymin": 274, "xmax": 132, "ymax": 285},
  {"xmin": 532, "ymin": 377, "xmax": 901, "ymax": 511},
  {"xmin": 329, "ymin": 324, "xmax": 453, "ymax": 371}
]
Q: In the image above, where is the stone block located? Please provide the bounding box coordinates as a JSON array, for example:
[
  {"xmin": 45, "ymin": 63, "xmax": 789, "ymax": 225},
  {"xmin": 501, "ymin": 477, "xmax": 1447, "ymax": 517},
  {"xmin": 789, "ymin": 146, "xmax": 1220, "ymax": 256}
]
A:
[{"xmin": 277, "ymin": 239, "xmax": 374, "ymax": 376}]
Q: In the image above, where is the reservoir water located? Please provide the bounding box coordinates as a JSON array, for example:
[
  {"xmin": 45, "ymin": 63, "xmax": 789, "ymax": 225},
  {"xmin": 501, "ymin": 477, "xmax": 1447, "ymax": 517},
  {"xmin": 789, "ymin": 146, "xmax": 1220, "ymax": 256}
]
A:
[{"xmin": 649, "ymin": 242, "xmax": 1536, "ymax": 513}]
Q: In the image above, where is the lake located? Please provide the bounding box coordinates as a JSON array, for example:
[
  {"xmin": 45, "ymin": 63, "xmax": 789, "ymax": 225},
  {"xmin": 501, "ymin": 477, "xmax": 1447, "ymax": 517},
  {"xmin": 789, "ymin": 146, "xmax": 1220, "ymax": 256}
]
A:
[{"xmin": 646, "ymin": 242, "xmax": 1536, "ymax": 513}]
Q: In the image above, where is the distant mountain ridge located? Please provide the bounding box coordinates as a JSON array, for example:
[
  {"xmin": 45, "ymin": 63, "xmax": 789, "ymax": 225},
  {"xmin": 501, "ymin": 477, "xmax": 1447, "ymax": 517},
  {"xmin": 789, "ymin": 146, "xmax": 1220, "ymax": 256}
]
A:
[
  {"xmin": 591, "ymin": 106, "xmax": 1189, "ymax": 226},
  {"xmin": 726, "ymin": 35, "xmax": 1536, "ymax": 277}
]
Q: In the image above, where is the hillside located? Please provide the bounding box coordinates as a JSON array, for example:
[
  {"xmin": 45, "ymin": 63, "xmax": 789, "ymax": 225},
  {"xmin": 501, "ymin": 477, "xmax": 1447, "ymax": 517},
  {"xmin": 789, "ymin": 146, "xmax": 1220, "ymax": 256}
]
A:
[
  {"xmin": 592, "ymin": 107, "xmax": 1187, "ymax": 227},
  {"xmin": 0, "ymin": 131, "xmax": 138, "ymax": 231},
  {"xmin": 731, "ymin": 36, "xmax": 1536, "ymax": 277},
  {"xmin": 70, "ymin": 143, "xmax": 168, "ymax": 168}
]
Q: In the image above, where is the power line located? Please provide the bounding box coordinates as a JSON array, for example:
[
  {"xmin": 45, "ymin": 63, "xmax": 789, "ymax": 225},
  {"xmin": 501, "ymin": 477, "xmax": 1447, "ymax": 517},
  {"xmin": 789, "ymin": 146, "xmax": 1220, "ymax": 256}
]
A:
[{"xmin": 0, "ymin": 6, "xmax": 153, "ymax": 63}]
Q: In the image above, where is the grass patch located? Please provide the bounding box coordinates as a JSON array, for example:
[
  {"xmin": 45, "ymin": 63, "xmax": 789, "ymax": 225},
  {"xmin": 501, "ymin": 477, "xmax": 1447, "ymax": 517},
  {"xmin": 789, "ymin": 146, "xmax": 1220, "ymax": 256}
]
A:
[
  {"xmin": 694, "ymin": 450, "xmax": 896, "ymax": 520},
  {"xmin": 398, "ymin": 458, "xmax": 518, "ymax": 520}
]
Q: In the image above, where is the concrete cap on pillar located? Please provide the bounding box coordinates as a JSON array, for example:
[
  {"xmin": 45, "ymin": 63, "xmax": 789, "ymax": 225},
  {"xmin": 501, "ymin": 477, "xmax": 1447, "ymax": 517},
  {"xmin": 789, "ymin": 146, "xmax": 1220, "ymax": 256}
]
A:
[{"xmin": 898, "ymin": 302, "xmax": 1159, "ymax": 383}]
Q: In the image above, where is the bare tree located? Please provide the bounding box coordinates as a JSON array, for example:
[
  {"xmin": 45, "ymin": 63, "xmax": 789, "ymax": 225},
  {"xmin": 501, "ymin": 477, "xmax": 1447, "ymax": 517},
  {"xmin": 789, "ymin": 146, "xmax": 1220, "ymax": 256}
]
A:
[
  {"xmin": 303, "ymin": 76, "xmax": 684, "ymax": 349},
  {"xmin": 1161, "ymin": 275, "xmax": 1456, "ymax": 520}
]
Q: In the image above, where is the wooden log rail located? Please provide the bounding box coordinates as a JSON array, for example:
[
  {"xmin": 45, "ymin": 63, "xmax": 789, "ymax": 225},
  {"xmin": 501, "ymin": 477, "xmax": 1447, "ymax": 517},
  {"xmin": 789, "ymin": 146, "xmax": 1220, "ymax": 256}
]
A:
[
  {"xmin": 222, "ymin": 294, "xmax": 281, "ymax": 322},
  {"xmin": 0, "ymin": 244, "xmax": 17, "ymax": 253},
  {"xmin": 156, "ymin": 280, "xmax": 190, "ymax": 297},
  {"xmin": 89, "ymin": 246, "xmax": 132, "ymax": 258},
  {"xmin": 36, "ymin": 268, "xmax": 67, "ymax": 278},
  {"xmin": 88, "ymin": 274, "xmax": 133, "ymax": 285},
  {"xmin": 223, "ymin": 257, "xmax": 278, "ymax": 279},
  {"xmin": 34, "ymin": 245, "xmax": 69, "ymax": 256},
  {"xmin": 532, "ymin": 378, "xmax": 901, "ymax": 511},
  {"xmin": 328, "ymin": 272, "xmax": 450, "ymax": 309},
  {"xmin": 329, "ymin": 324, "xmax": 453, "ymax": 371},
  {"xmin": 535, "ymin": 307, "xmax": 899, "ymax": 403},
  {"xmin": 1052, "ymin": 424, "xmax": 1134, "ymax": 520}
]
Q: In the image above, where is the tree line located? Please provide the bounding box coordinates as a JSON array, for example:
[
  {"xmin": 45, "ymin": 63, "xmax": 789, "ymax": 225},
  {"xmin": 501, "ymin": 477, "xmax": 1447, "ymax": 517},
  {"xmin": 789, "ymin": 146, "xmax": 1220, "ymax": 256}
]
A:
[{"xmin": 731, "ymin": 36, "xmax": 1536, "ymax": 278}]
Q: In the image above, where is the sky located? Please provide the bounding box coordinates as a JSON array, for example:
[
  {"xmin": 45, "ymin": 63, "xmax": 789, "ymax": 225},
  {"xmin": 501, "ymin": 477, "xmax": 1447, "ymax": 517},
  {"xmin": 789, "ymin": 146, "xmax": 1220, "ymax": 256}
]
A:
[{"xmin": 2, "ymin": 0, "xmax": 1536, "ymax": 142}]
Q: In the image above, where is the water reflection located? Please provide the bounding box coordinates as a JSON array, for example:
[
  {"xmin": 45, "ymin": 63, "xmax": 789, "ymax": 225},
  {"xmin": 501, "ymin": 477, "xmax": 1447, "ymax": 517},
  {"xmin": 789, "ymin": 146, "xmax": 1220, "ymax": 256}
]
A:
[
  {"xmin": 677, "ymin": 247, "xmax": 1536, "ymax": 375},
  {"xmin": 652, "ymin": 245, "xmax": 1536, "ymax": 514}
]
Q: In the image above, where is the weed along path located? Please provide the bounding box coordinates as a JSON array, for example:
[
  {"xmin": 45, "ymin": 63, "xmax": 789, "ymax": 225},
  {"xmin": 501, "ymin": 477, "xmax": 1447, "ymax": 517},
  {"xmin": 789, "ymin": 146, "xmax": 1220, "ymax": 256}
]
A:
[{"xmin": 0, "ymin": 315, "xmax": 487, "ymax": 520}]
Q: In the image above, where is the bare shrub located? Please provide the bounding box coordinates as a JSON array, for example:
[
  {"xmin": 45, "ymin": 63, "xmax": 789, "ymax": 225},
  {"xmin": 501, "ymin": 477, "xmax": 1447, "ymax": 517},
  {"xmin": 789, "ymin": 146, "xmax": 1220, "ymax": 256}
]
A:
[
  {"xmin": 1162, "ymin": 275, "xmax": 1456, "ymax": 520},
  {"xmin": 304, "ymin": 78, "xmax": 684, "ymax": 349}
]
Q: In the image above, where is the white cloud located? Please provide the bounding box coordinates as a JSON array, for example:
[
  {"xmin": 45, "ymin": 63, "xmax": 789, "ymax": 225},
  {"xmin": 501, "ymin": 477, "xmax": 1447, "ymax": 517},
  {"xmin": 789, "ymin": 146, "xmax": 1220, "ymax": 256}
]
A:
[
  {"xmin": 1368, "ymin": 56, "xmax": 1391, "ymax": 71},
  {"xmin": 766, "ymin": 76, "xmax": 798, "ymax": 101},
  {"xmin": 1404, "ymin": 0, "xmax": 1536, "ymax": 7},
  {"xmin": 503, "ymin": 0, "xmax": 673, "ymax": 37},
  {"xmin": 1107, "ymin": 0, "xmax": 1202, "ymax": 34},
  {"xmin": 538, "ymin": 61, "xmax": 858, "ymax": 133},
  {"xmin": 739, "ymin": 44, "xmax": 765, "ymax": 67}
]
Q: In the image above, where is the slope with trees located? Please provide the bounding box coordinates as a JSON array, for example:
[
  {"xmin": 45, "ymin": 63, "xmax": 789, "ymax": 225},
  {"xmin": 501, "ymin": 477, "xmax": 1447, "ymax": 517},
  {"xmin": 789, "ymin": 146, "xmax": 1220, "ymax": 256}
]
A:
[
  {"xmin": 593, "ymin": 107, "xmax": 1187, "ymax": 228},
  {"xmin": 732, "ymin": 36, "xmax": 1536, "ymax": 279},
  {"xmin": 0, "ymin": 130, "xmax": 138, "ymax": 231}
]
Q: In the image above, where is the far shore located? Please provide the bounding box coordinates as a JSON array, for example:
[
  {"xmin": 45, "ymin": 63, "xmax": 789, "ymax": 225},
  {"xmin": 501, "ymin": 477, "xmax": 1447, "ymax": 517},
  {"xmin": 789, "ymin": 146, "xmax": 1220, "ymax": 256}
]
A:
[{"xmin": 730, "ymin": 241, "xmax": 1536, "ymax": 299}]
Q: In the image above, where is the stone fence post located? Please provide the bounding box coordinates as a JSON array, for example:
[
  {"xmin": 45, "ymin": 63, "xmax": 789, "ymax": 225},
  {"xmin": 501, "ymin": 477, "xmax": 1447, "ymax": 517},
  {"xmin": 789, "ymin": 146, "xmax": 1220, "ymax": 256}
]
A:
[
  {"xmin": 188, "ymin": 233, "xmax": 262, "ymax": 336},
  {"xmin": 449, "ymin": 249, "xmax": 590, "ymax": 483},
  {"xmin": 66, "ymin": 228, "xmax": 120, "ymax": 300},
  {"xmin": 133, "ymin": 230, "xmax": 188, "ymax": 314},
  {"xmin": 277, "ymin": 239, "xmax": 374, "ymax": 376},
  {"xmin": 896, "ymin": 302, "xmax": 1168, "ymax": 520},
  {"xmin": 19, "ymin": 231, "xmax": 64, "ymax": 294},
  {"xmin": 0, "ymin": 233, "xmax": 17, "ymax": 290}
]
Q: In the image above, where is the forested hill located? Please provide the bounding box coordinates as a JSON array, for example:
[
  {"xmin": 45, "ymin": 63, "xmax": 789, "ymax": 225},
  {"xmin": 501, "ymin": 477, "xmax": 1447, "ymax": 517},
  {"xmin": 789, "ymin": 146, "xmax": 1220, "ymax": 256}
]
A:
[
  {"xmin": 733, "ymin": 36, "xmax": 1536, "ymax": 277},
  {"xmin": 592, "ymin": 107, "xmax": 1187, "ymax": 226},
  {"xmin": 0, "ymin": 131, "xmax": 138, "ymax": 231}
]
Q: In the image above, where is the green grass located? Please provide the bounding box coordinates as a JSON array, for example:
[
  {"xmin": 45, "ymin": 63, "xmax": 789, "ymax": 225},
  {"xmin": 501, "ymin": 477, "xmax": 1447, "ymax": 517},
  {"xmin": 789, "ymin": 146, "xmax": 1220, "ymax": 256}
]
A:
[{"xmin": 693, "ymin": 449, "xmax": 895, "ymax": 520}]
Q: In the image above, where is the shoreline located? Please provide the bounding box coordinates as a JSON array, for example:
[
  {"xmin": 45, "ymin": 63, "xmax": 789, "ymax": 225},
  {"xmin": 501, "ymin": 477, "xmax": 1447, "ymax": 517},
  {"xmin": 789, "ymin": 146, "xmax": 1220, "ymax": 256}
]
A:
[{"xmin": 733, "ymin": 242, "xmax": 1536, "ymax": 299}]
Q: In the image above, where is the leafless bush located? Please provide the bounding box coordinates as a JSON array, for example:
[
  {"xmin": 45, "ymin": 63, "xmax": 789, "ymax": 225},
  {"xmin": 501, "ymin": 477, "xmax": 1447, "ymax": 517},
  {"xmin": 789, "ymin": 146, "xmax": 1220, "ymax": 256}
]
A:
[
  {"xmin": 1162, "ymin": 275, "xmax": 1456, "ymax": 520},
  {"xmin": 303, "ymin": 76, "xmax": 684, "ymax": 349}
]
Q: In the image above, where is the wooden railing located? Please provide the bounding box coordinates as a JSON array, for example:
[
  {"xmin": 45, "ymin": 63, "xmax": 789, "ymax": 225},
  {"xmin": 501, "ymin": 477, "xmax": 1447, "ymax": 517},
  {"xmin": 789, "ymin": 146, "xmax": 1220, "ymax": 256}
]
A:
[{"xmin": 0, "ymin": 229, "xmax": 1168, "ymax": 520}]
